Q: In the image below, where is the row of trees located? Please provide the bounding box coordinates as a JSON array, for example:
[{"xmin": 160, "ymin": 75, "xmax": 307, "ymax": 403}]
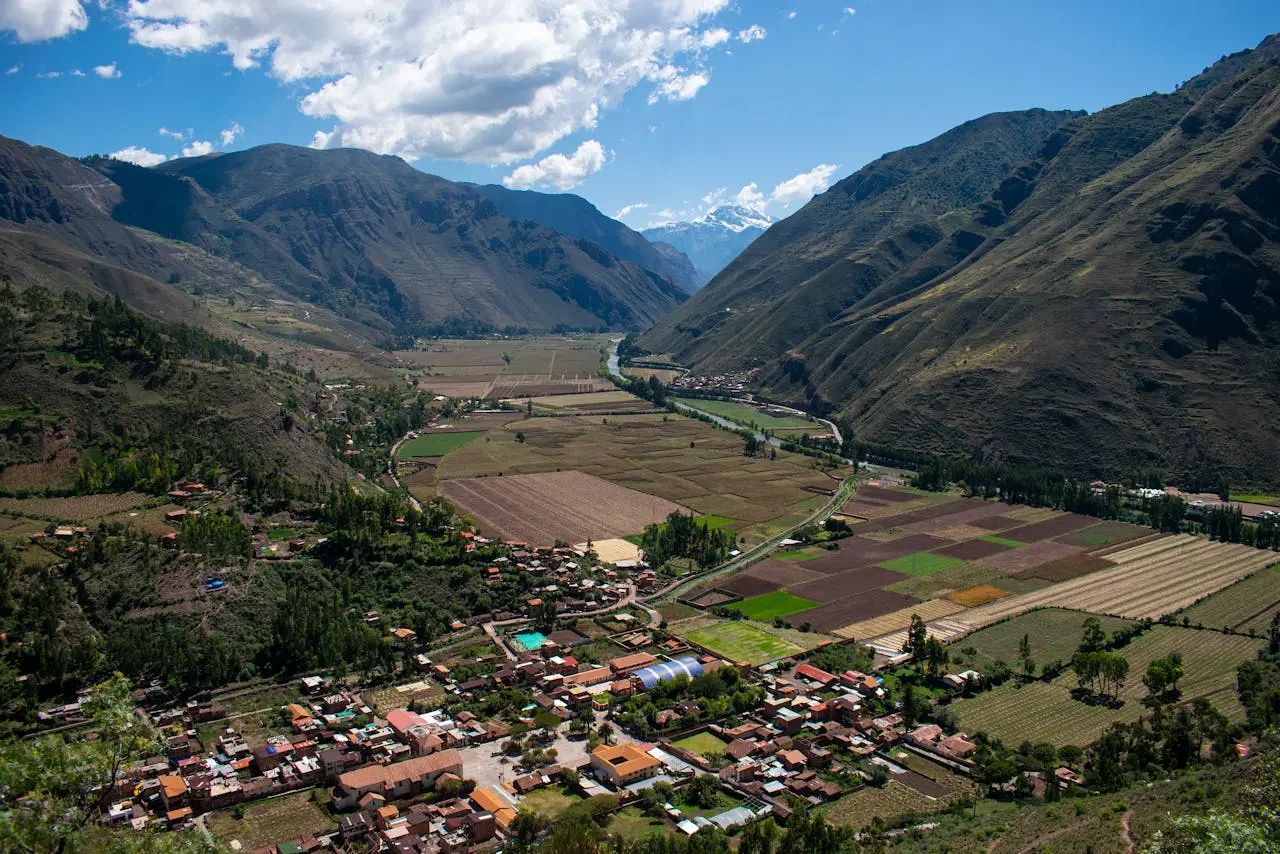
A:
[{"xmin": 1070, "ymin": 651, "xmax": 1130, "ymax": 699}]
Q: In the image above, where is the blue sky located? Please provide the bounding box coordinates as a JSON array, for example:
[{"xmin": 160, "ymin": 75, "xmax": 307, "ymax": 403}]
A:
[{"xmin": 1, "ymin": 0, "xmax": 1276, "ymax": 229}]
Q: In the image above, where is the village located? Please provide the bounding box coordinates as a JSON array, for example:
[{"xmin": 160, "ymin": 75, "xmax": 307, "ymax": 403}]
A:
[{"xmin": 63, "ymin": 524, "xmax": 1104, "ymax": 854}]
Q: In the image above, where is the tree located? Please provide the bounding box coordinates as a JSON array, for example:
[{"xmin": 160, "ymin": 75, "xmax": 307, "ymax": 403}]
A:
[
  {"xmin": 515, "ymin": 431, "xmax": 526, "ymax": 443},
  {"xmin": 924, "ymin": 636, "xmax": 948, "ymax": 677},
  {"xmin": 901, "ymin": 681, "xmax": 919, "ymax": 727},
  {"xmin": 1080, "ymin": 617, "xmax": 1108, "ymax": 654},
  {"xmin": 0, "ymin": 673, "xmax": 216, "ymax": 854},
  {"xmin": 687, "ymin": 774, "xmax": 722, "ymax": 809},
  {"xmin": 597, "ymin": 722, "xmax": 614, "ymax": 745},
  {"xmin": 902, "ymin": 613, "xmax": 927, "ymax": 663}
]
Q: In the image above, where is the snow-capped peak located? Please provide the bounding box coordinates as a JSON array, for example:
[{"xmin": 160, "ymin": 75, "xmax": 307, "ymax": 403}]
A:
[{"xmin": 697, "ymin": 205, "xmax": 774, "ymax": 232}]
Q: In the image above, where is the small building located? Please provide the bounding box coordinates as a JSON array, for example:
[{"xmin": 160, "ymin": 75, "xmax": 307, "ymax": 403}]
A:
[{"xmin": 332, "ymin": 750, "xmax": 463, "ymax": 810}]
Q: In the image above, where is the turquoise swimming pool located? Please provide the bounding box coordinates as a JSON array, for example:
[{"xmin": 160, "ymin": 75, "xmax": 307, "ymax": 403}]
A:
[{"xmin": 513, "ymin": 631, "xmax": 549, "ymax": 651}]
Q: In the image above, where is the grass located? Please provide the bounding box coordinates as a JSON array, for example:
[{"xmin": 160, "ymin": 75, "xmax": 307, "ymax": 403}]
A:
[
  {"xmin": 674, "ymin": 398, "xmax": 815, "ymax": 430},
  {"xmin": 685, "ymin": 620, "xmax": 805, "ymax": 665},
  {"xmin": 877, "ymin": 552, "xmax": 968, "ymax": 578},
  {"xmin": 267, "ymin": 527, "xmax": 299, "ymax": 541},
  {"xmin": 1232, "ymin": 494, "xmax": 1280, "ymax": 506},
  {"xmin": 735, "ymin": 591, "xmax": 820, "ymax": 620},
  {"xmin": 624, "ymin": 514, "xmax": 739, "ymax": 545},
  {"xmin": 397, "ymin": 431, "xmax": 485, "ymax": 459},
  {"xmin": 950, "ymin": 608, "xmax": 1136, "ymax": 669},
  {"xmin": 672, "ymin": 731, "xmax": 730, "ymax": 758},
  {"xmin": 775, "ymin": 548, "xmax": 818, "ymax": 561},
  {"xmin": 953, "ymin": 626, "xmax": 1263, "ymax": 746},
  {"xmin": 206, "ymin": 790, "xmax": 335, "ymax": 849},
  {"xmin": 606, "ymin": 807, "xmax": 668, "ymax": 840},
  {"xmin": 1179, "ymin": 565, "xmax": 1280, "ymax": 633},
  {"xmin": 979, "ymin": 535, "xmax": 1028, "ymax": 547},
  {"xmin": 520, "ymin": 786, "xmax": 583, "ymax": 818},
  {"xmin": 822, "ymin": 781, "xmax": 946, "ymax": 831}
]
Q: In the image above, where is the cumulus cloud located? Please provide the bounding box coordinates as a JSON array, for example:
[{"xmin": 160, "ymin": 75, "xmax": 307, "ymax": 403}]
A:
[
  {"xmin": 122, "ymin": 0, "xmax": 765, "ymax": 164},
  {"xmin": 70, "ymin": 68, "xmax": 85, "ymax": 76},
  {"xmin": 502, "ymin": 139, "xmax": 605, "ymax": 190},
  {"xmin": 733, "ymin": 182, "xmax": 767, "ymax": 212},
  {"xmin": 771, "ymin": 163, "xmax": 839, "ymax": 206},
  {"xmin": 182, "ymin": 139, "xmax": 215, "ymax": 157},
  {"xmin": 615, "ymin": 202, "xmax": 648, "ymax": 219},
  {"xmin": 219, "ymin": 121, "xmax": 244, "ymax": 146},
  {"xmin": 159, "ymin": 126, "xmax": 186, "ymax": 140},
  {"xmin": 94, "ymin": 62, "xmax": 122, "ymax": 78},
  {"xmin": 111, "ymin": 146, "xmax": 169, "ymax": 167},
  {"xmin": 0, "ymin": 0, "xmax": 88, "ymax": 42},
  {"xmin": 736, "ymin": 25, "xmax": 766, "ymax": 43}
]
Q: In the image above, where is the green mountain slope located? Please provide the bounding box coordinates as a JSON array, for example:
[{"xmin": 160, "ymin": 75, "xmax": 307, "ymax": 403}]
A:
[{"xmin": 642, "ymin": 35, "xmax": 1280, "ymax": 487}]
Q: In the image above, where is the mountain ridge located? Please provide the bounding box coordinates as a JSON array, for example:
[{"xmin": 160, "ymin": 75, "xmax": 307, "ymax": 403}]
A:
[{"xmin": 642, "ymin": 204, "xmax": 774, "ymax": 284}]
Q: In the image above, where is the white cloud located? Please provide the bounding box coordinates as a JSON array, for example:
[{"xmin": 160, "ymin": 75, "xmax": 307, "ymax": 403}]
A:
[
  {"xmin": 70, "ymin": 68, "xmax": 85, "ymax": 76},
  {"xmin": 736, "ymin": 25, "xmax": 766, "ymax": 43},
  {"xmin": 182, "ymin": 139, "xmax": 215, "ymax": 157},
  {"xmin": 111, "ymin": 146, "xmax": 170, "ymax": 167},
  {"xmin": 124, "ymin": 0, "xmax": 739, "ymax": 164},
  {"xmin": 159, "ymin": 126, "xmax": 186, "ymax": 140},
  {"xmin": 0, "ymin": 0, "xmax": 88, "ymax": 41},
  {"xmin": 648, "ymin": 68, "xmax": 710, "ymax": 104},
  {"xmin": 6, "ymin": 64, "xmax": 19, "ymax": 74},
  {"xmin": 219, "ymin": 121, "xmax": 244, "ymax": 146},
  {"xmin": 615, "ymin": 202, "xmax": 648, "ymax": 219},
  {"xmin": 36, "ymin": 70, "xmax": 62, "ymax": 78},
  {"xmin": 733, "ymin": 182, "xmax": 766, "ymax": 212},
  {"xmin": 771, "ymin": 163, "xmax": 839, "ymax": 206},
  {"xmin": 502, "ymin": 139, "xmax": 605, "ymax": 190},
  {"xmin": 787, "ymin": 11, "xmax": 796, "ymax": 19},
  {"xmin": 843, "ymin": 6, "xmax": 856, "ymax": 15},
  {"xmin": 701, "ymin": 187, "xmax": 726, "ymax": 207},
  {"xmin": 94, "ymin": 62, "xmax": 122, "ymax": 79}
]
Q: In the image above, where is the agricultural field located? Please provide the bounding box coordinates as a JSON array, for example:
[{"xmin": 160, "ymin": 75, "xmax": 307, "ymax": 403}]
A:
[
  {"xmin": 434, "ymin": 412, "xmax": 845, "ymax": 545},
  {"xmin": 624, "ymin": 366, "xmax": 684, "ymax": 384},
  {"xmin": 0, "ymin": 491, "xmax": 157, "ymax": 521},
  {"xmin": 952, "ymin": 536, "xmax": 1279, "ymax": 631},
  {"xmin": 734, "ymin": 591, "xmax": 820, "ymax": 621},
  {"xmin": 684, "ymin": 620, "xmax": 804, "ymax": 665},
  {"xmin": 396, "ymin": 430, "xmax": 484, "ymax": 459},
  {"xmin": 672, "ymin": 731, "xmax": 730, "ymax": 758},
  {"xmin": 206, "ymin": 790, "xmax": 336, "ymax": 850},
  {"xmin": 950, "ymin": 609, "xmax": 1135, "ymax": 669},
  {"xmin": 674, "ymin": 397, "xmax": 817, "ymax": 430},
  {"xmin": 878, "ymin": 552, "xmax": 967, "ymax": 577},
  {"xmin": 396, "ymin": 337, "xmax": 613, "ymax": 399},
  {"xmin": 440, "ymin": 471, "xmax": 685, "ymax": 546},
  {"xmin": 821, "ymin": 781, "xmax": 947, "ymax": 830},
  {"xmin": 952, "ymin": 625, "xmax": 1263, "ymax": 746},
  {"xmin": 1178, "ymin": 565, "xmax": 1280, "ymax": 633},
  {"xmin": 512, "ymin": 390, "xmax": 653, "ymax": 413}
]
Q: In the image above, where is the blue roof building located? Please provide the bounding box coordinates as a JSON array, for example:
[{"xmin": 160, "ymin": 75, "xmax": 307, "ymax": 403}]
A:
[{"xmin": 632, "ymin": 656, "xmax": 703, "ymax": 690}]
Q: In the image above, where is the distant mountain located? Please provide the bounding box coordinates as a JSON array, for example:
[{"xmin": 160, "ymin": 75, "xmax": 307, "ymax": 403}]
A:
[
  {"xmin": 641, "ymin": 34, "xmax": 1280, "ymax": 487},
  {"xmin": 643, "ymin": 205, "xmax": 774, "ymax": 284},
  {"xmin": 0, "ymin": 138, "xmax": 685, "ymax": 341},
  {"xmin": 468, "ymin": 184, "xmax": 701, "ymax": 292}
]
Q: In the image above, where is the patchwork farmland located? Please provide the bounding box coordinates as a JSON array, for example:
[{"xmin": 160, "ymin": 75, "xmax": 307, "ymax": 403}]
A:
[
  {"xmin": 434, "ymin": 412, "xmax": 846, "ymax": 545},
  {"xmin": 674, "ymin": 481, "xmax": 1279, "ymax": 661},
  {"xmin": 393, "ymin": 337, "xmax": 613, "ymax": 399}
]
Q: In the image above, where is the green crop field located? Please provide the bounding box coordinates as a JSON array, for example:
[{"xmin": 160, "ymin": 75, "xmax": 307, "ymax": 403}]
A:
[
  {"xmin": 979, "ymin": 535, "xmax": 1028, "ymax": 547},
  {"xmin": 675, "ymin": 398, "xmax": 815, "ymax": 430},
  {"xmin": 397, "ymin": 431, "xmax": 484, "ymax": 458},
  {"xmin": 878, "ymin": 552, "xmax": 967, "ymax": 577},
  {"xmin": 775, "ymin": 548, "xmax": 818, "ymax": 561},
  {"xmin": 735, "ymin": 591, "xmax": 820, "ymax": 621},
  {"xmin": 950, "ymin": 608, "xmax": 1135, "ymax": 668},
  {"xmin": 685, "ymin": 620, "xmax": 804, "ymax": 665},
  {"xmin": 672, "ymin": 731, "xmax": 730, "ymax": 758},
  {"xmin": 1179, "ymin": 565, "xmax": 1280, "ymax": 633},
  {"xmin": 953, "ymin": 626, "xmax": 1262, "ymax": 747},
  {"xmin": 1232, "ymin": 494, "xmax": 1280, "ymax": 506}
]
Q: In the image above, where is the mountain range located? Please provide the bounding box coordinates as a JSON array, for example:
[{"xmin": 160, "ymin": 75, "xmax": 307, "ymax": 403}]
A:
[
  {"xmin": 0, "ymin": 139, "xmax": 688, "ymax": 344},
  {"xmin": 643, "ymin": 34, "xmax": 1280, "ymax": 486},
  {"xmin": 643, "ymin": 205, "xmax": 774, "ymax": 284}
]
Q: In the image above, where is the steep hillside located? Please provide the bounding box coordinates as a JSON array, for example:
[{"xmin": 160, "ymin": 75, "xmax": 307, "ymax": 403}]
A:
[
  {"xmin": 468, "ymin": 183, "xmax": 701, "ymax": 292},
  {"xmin": 0, "ymin": 138, "xmax": 685, "ymax": 340},
  {"xmin": 154, "ymin": 145, "xmax": 685, "ymax": 332},
  {"xmin": 644, "ymin": 35, "xmax": 1280, "ymax": 487},
  {"xmin": 642, "ymin": 109, "xmax": 1081, "ymax": 362},
  {"xmin": 642, "ymin": 205, "xmax": 773, "ymax": 284}
]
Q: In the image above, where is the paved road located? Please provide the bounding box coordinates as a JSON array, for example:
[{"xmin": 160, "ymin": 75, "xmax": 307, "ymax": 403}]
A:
[{"xmin": 387, "ymin": 433, "xmax": 424, "ymax": 512}]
